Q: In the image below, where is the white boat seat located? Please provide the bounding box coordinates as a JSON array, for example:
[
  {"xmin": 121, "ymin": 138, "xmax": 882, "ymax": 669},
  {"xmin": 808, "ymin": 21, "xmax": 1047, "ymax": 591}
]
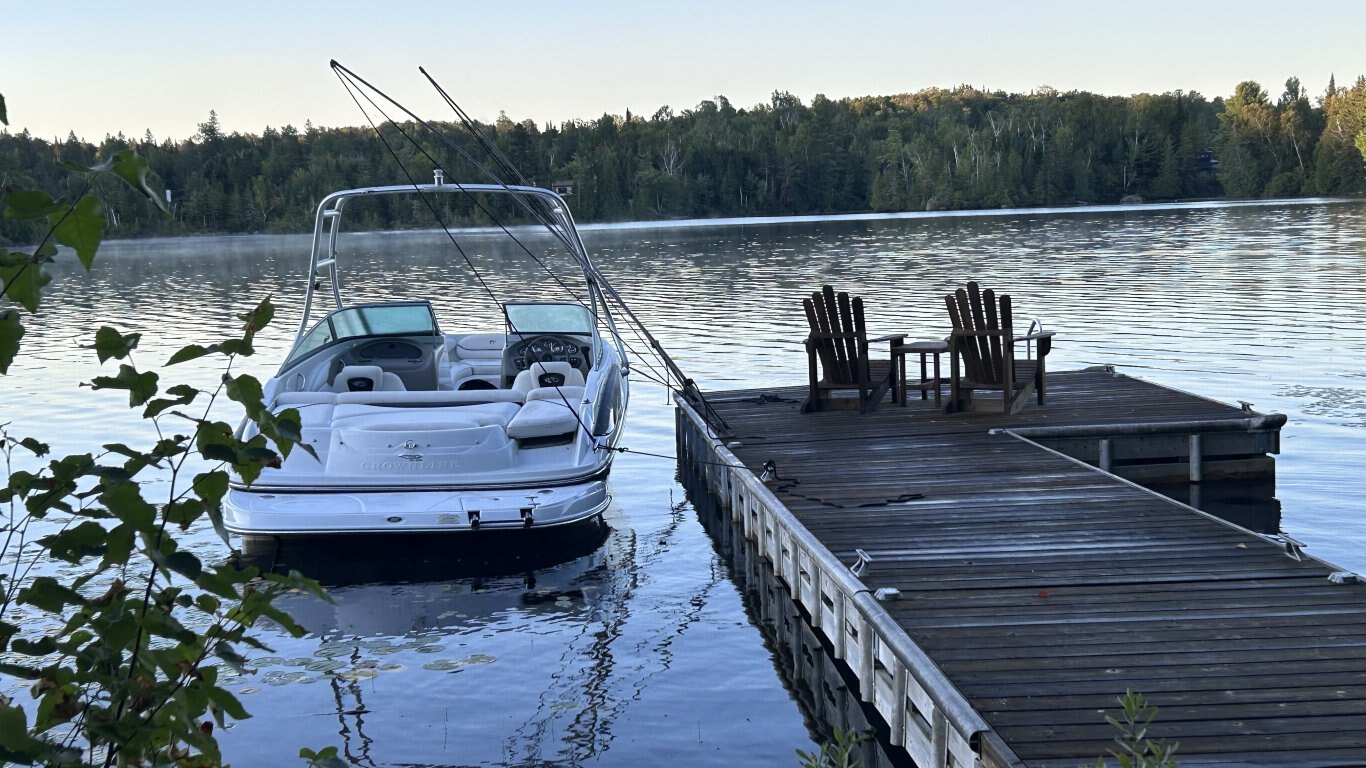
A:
[
  {"xmin": 271, "ymin": 392, "xmax": 338, "ymax": 427},
  {"xmin": 333, "ymin": 365, "xmax": 406, "ymax": 393},
  {"xmin": 525, "ymin": 386, "xmax": 586, "ymax": 404},
  {"xmin": 332, "ymin": 401, "xmax": 520, "ymax": 428},
  {"xmin": 506, "ymin": 398, "xmax": 584, "ymax": 440},
  {"xmin": 512, "ymin": 362, "xmax": 586, "ymax": 394},
  {"xmin": 335, "ymin": 389, "xmax": 524, "ymax": 406},
  {"xmin": 446, "ymin": 334, "xmax": 506, "ymax": 376}
]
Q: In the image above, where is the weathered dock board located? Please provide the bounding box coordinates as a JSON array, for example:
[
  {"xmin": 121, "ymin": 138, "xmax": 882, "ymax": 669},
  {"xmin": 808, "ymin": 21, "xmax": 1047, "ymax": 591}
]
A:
[{"xmin": 677, "ymin": 368, "xmax": 1366, "ymax": 768}]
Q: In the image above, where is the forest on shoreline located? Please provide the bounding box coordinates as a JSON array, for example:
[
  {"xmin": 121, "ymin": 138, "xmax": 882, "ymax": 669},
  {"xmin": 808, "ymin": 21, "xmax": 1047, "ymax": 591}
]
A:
[{"xmin": 3, "ymin": 75, "xmax": 1366, "ymax": 243}]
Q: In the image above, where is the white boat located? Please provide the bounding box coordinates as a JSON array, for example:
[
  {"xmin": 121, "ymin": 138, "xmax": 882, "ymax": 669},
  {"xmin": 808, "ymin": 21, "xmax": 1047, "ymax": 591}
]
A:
[{"xmin": 224, "ymin": 176, "xmax": 630, "ymax": 536}]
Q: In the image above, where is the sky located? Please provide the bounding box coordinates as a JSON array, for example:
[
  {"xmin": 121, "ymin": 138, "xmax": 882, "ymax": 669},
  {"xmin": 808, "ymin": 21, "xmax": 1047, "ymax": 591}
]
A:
[{"xmin": 6, "ymin": 0, "xmax": 1366, "ymax": 142}]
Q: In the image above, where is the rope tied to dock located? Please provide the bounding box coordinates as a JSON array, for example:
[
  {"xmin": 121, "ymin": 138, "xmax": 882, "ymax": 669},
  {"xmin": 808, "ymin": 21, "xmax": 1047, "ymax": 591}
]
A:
[
  {"xmin": 760, "ymin": 460, "xmax": 924, "ymax": 509},
  {"xmin": 747, "ymin": 393, "xmax": 800, "ymax": 405}
]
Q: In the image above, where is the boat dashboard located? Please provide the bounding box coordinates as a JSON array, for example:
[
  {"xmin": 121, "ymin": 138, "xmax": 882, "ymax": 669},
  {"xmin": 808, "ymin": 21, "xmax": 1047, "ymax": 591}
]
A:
[{"xmin": 505, "ymin": 334, "xmax": 591, "ymax": 381}]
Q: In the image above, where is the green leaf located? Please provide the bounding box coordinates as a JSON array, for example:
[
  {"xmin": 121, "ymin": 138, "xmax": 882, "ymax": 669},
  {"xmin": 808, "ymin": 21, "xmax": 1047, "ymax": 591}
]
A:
[
  {"xmin": 166, "ymin": 342, "xmax": 220, "ymax": 365},
  {"xmin": 100, "ymin": 482, "xmax": 157, "ymax": 529},
  {"xmin": 100, "ymin": 522, "xmax": 135, "ymax": 570},
  {"xmin": 37, "ymin": 521, "xmax": 108, "ymax": 563},
  {"xmin": 161, "ymin": 550, "xmax": 203, "ymax": 580},
  {"xmin": 0, "ymin": 702, "xmax": 51, "ymax": 761},
  {"xmin": 18, "ymin": 437, "xmax": 48, "ymax": 456},
  {"xmin": 88, "ymin": 364, "xmax": 158, "ymax": 407},
  {"xmin": 0, "ymin": 93, "xmax": 7, "ymax": 126},
  {"xmin": 218, "ymin": 337, "xmax": 252, "ymax": 356},
  {"xmin": 204, "ymin": 685, "xmax": 251, "ymax": 721},
  {"xmin": 17, "ymin": 577, "xmax": 89, "ymax": 614},
  {"xmin": 96, "ymin": 149, "xmax": 169, "ymax": 214},
  {"xmin": 223, "ymin": 373, "xmax": 265, "ymax": 417},
  {"xmin": 0, "ymin": 260, "xmax": 52, "ymax": 312},
  {"xmin": 194, "ymin": 594, "xmax": 221, "ymax": 614},
  {"xmin": 165, "ymin": 499, "xmax": 204, "ymax": 529},
  {"xmin": 194, "ymin": 470, "xmax": 230, "ymax": 507},
  {"xmin": 0, "ymin": 309, "xmax": 22, "ymax": 374},
  {"xmin": 300, "ymin": 746, "xmax": 350, "ymax": 768},
  {"xmin": 200, "ymin": 443, "xmax": 237, "ymax": 463},
  {"xmin": 1, "ymin": 189, "xmax": 63, "ymax": 220},
  {"xmin": 49, "ymin": 196, "xmax": 105, "ymax": 270},
  {"xmin": 142, "ymin": 384, "xmax": 198, "ymax": 418},
  {"xmin": 196, "ymin": 563, "xmax": 255, "ymax": 600},
  {"xmin": 239, "ymin": 296, "xmax": 276, "ymax": 335},
  {"xmin": 92, "ymin": 325, "xmax": 140, "ymax": 363}
]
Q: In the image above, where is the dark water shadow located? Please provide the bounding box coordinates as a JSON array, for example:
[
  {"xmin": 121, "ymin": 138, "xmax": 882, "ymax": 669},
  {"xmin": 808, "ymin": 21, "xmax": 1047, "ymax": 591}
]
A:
[
  {"xmin": 686, "ymin": 472, "xmax": 915, "ymax": 768},
  {"xmin": 234, "ymin": 519, "xmax": 610, "ymax": 587},
  {"xmin": 1142, "ymin": 478, "xmax": 1282, "ymax": 534}
]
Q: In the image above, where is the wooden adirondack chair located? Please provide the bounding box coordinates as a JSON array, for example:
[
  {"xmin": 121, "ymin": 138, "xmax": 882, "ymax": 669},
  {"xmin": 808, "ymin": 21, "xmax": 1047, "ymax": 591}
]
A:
[
  {"xmin": 802, "ymin": 286, "xmax": 904, "ymax": 414},
  {"xmin": 944, "ymin": 281, "xmax": 1055, "ymax": 414}
]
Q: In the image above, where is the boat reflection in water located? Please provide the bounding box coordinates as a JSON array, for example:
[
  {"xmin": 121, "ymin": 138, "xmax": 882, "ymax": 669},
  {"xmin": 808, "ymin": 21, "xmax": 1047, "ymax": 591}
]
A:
[
  {"xmin": 230, "ymin": 520, "xmax": 645, "ymax": 765},
  {"xmin": 238, "ymin": 521, "xmax": 611, "ymax": 588}
]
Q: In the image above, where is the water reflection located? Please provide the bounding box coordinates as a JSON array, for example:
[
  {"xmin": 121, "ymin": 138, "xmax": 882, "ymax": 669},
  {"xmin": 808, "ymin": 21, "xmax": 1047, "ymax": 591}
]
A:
[
  {"xmin": 1143, "ymin": 479, "xmax": 1282, "ymax": 534},
  {"xmin": 691, "ymin": 477, "xmax": 913, "ymax": 768},
  {"xmin": 239, "ymin": 522, "xmax": 611, "ymax": 588},
  {"xmin": 6, "ymin": 199, "xmax": 1366, "ymax": 763}
]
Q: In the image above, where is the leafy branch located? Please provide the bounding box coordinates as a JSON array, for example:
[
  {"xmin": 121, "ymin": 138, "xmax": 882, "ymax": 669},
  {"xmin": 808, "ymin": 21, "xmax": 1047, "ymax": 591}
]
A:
[{"xmin": 0, "ymin": 92, "xmax": 328, "ymax": 766}]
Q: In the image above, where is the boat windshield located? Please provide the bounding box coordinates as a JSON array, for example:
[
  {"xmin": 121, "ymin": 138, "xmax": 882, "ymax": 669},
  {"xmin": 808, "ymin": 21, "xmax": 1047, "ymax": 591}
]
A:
[
  {"xmin": 286, "ymin": 302, "xmax": 438, "ymax": 367},
  {"xmin": 504, "ymin": 303, "xmax": 593, "ymax": 335}
]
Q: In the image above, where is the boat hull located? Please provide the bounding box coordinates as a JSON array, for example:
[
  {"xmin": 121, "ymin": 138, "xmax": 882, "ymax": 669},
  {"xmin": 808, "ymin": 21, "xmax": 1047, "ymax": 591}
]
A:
[{"xmin": 223, "ymin": 480, "xmax": 609, "ymax": 536}]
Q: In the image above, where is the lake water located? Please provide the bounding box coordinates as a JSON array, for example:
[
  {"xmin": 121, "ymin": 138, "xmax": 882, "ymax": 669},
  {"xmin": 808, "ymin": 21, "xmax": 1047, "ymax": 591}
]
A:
[{"xmin": 3, "ymin": 198, "xmax": 1365, "ymax": 765}]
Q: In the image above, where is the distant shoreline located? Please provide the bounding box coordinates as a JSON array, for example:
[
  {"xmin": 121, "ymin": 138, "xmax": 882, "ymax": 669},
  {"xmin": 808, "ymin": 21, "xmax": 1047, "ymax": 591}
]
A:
[{"xmin": 94, "ymin": 195, "xmax": 1362, "ymax": 247}]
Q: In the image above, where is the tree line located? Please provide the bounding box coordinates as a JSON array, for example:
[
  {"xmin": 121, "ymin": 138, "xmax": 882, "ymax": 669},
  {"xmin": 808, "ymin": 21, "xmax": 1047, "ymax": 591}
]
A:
[{"xmin": 3, "ymin": 75, "xmax": 1365, "ymax": 243}]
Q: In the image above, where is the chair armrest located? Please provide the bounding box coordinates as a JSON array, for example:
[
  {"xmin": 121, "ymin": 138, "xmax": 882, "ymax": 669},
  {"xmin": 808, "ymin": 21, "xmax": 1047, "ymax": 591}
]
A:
[
  {"xmin": 1013, "ymin": 330, "xmax": 1056, "ymax": 342},
  {"xmin": 950, "ymin": 329, "xmax": 1011, "ymax": 338},
  {"xmin": 868, "ymin": 333, "xmax": 906, "ymax": 343}
]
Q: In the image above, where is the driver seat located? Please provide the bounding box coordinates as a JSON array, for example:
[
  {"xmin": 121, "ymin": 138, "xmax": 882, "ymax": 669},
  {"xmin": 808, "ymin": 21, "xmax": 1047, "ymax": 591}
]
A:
[
  {"xmin": 512, "ymin": 362, "xmax": 586, "ymax": 401},
  {"xmin": 332, "ymin": 365, "xmax": 406, "ymax": 393}
]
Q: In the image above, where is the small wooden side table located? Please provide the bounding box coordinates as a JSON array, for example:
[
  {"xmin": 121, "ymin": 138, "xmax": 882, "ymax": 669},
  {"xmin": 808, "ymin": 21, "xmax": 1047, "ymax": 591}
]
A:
[{"xmin": 892, "ymin": 340, "xmax": 948, "ymax": 408}]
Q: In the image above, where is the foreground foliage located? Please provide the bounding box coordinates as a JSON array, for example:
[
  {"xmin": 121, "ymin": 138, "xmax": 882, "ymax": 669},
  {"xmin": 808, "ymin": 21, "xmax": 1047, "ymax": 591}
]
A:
[
  {"xmin": 1090, "ymin": 690, "xmax": 1179, "ymax": 768},
  {"xmin": 1, "ymin": 95, "xmax": 323, "ymax": 766},
  {"xmin": 795, "ymin": 728, "xmax": 867, "ymax": 768}
]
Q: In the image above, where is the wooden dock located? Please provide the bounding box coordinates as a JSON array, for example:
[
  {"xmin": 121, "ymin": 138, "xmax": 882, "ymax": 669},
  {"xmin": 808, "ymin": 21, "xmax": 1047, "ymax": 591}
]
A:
[{"xmin": 675, "ymin": 368, "xmax": 1366, "ymax": 767}]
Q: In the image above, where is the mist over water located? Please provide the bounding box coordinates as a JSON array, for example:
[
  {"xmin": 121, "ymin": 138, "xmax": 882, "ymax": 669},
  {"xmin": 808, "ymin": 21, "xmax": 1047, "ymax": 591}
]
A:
[{"xmin": 3, "ymin": 199, "xmax": 1363, "ymax": 764}]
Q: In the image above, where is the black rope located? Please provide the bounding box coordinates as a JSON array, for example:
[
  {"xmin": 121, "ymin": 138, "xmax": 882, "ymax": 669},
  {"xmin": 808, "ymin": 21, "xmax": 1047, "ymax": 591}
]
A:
[
  {"xmin": 761, "ymin": 462, "xmax": 924, "ymax": 509},
  {"xmin": 748, "ymin": 393, "xmax": 800, "ymax": 404}
]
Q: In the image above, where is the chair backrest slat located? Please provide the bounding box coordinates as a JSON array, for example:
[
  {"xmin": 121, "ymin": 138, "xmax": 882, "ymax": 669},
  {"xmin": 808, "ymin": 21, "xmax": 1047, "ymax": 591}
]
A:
[
  {"xmin": 836, "ymin": 290, "xmax": 857, "ymax": 381},
  {"xmin": 946, "ymin": 280, "xmax": 1017, "ymax": 386},
  {"xmin": 805, "ymin": 285, "xmax": 873, "ymax": 385}
]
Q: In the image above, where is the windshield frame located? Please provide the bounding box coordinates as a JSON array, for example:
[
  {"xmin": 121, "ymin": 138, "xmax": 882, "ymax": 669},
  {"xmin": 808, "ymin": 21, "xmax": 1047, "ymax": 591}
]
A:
[{"xmin": 281, "ymin": 301, "xmax": 440, "ymax": 371}]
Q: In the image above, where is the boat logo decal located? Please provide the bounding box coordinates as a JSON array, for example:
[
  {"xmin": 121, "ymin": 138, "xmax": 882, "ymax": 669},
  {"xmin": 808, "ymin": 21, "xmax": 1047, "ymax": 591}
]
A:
[
  {"xmin": 403, "ymin": 440, "xmax": 419, "ymax": 449},
  {"xmin": 398, "ymin": 453, "xmax": 425, "ymax": 462}
]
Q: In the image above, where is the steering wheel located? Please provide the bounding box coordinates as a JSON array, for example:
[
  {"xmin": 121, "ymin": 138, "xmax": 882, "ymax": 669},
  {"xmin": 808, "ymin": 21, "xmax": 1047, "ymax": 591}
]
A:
[{"xmin": 508, "ymin": 335, "xmax": 589, "ymax": 375}]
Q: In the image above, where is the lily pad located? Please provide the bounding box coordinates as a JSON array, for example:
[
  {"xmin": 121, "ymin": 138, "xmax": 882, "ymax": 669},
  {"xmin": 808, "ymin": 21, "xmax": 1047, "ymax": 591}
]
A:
[
  {"xmin": 251, "ymin": 656, "xmax": 285, "ymax": 667},
  {"xmin": 314, "ymin": 644, "xmax": 356, "ymax": 658},
  {"xmin": 415, "ymin": 645, "xmax": 444, "ymax": 654},
  {"xmin": 262, "ymin": 671, "xmax": 309, "ymax": 686},
  {"xmin": 337, "ymin": 668, "xmax": 379, "ymax": 681}
]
